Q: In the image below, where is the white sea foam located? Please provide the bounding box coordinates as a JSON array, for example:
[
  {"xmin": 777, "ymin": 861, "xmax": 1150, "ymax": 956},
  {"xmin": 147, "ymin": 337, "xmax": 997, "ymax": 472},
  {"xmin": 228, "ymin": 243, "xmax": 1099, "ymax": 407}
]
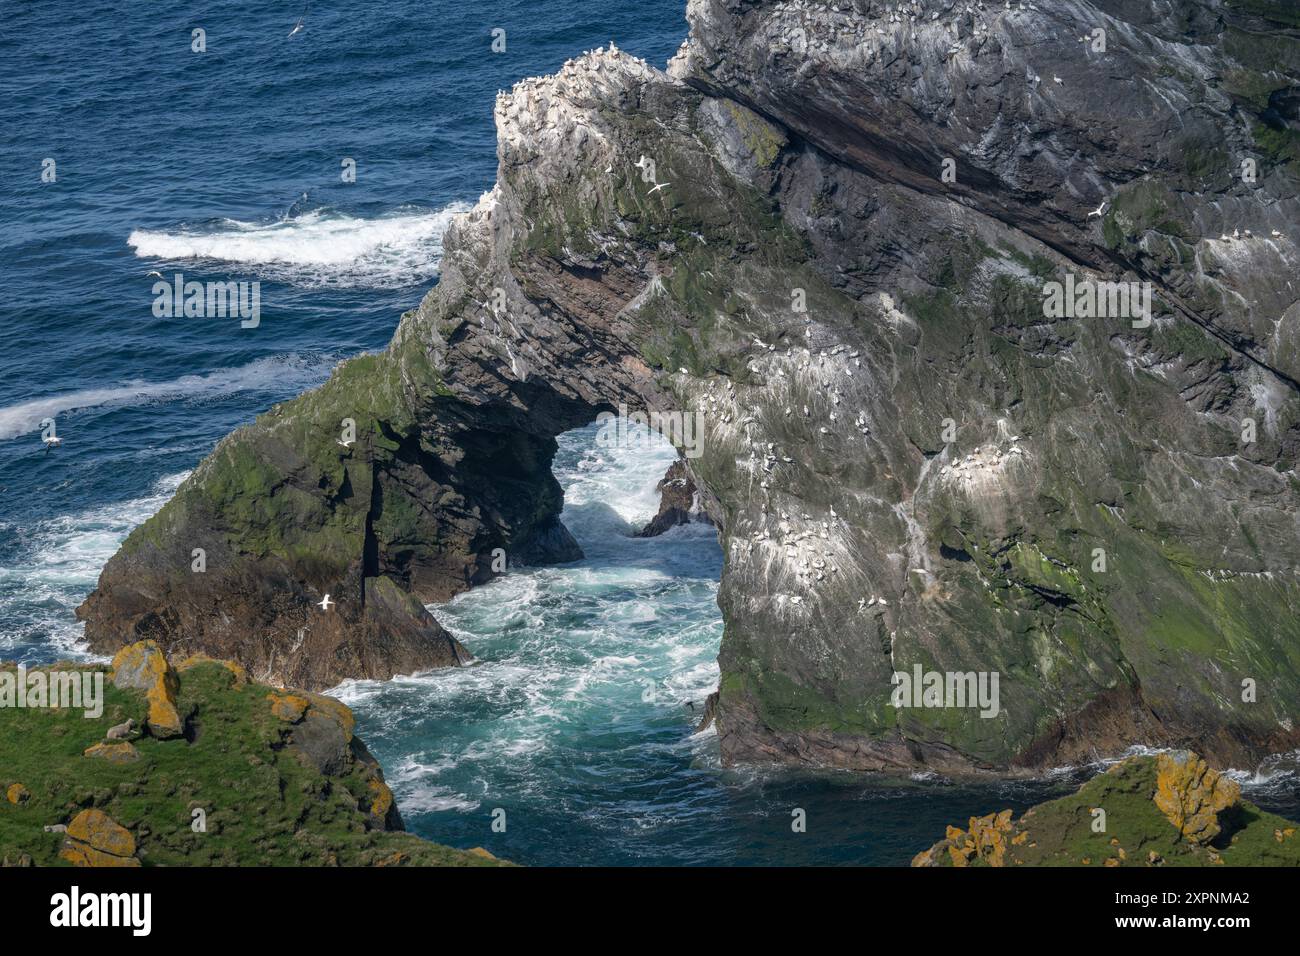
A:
[
  {"xmin": 0, "ymin": 353, "xmax": 336, "ymax": 441},
  {"xmin": 561, "ymin": 425, "xmax": 678, "ymax": 526},
  {"xmin": 0, "ymin": 472, "xmax": 190, "ymax": 658},
  {"xmin": 127, "ymin": 203, "xmax": 470, "ymax": 289},
  {"xmin": 1050, "ymin": 743, "xmax": 1300, "ymax": 797},
  {"xmin": 388, "ymin": 758, "xmax": 480, "ymax": 813}
]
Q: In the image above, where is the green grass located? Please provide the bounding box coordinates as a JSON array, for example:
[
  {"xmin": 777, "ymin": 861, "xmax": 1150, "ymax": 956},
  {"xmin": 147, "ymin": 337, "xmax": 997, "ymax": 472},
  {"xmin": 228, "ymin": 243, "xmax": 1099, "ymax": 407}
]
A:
[
  {"xmin": 0, "ymin": 661, "xmax": 504, "ymax": 867},
  {"xmin": 917, "ymin": 755, "xmax": 1300, "ymax": 866}
]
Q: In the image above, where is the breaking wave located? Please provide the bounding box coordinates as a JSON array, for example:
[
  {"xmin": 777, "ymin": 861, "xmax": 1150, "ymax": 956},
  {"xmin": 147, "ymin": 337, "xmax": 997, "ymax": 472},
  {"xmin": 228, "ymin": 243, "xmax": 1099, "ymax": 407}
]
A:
[
  {"xmin": 127, "ymin": 203, "xmax": 470, "ymax": 289},
  {"xmin": 0, "ymin": 353, "xmax": 338, "ymax": 441},
  {"xmin": 0, "ymin": 472, "xmax": 190, "ymax": 661}
]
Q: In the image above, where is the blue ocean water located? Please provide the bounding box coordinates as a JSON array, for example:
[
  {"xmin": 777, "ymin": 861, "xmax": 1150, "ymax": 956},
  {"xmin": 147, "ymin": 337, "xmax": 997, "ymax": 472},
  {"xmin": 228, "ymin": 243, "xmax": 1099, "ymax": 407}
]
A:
[
  {"xmin": 0, "ymin": 0, "xmax": 689, "ymax": 656},
  {"xmin": 2, "ymin": 1, "xmax": 1296, "ymax": 865}
]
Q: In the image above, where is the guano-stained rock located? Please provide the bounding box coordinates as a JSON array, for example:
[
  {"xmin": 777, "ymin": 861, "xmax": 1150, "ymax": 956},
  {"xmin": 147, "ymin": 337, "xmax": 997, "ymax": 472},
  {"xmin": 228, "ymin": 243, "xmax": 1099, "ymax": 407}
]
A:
[{"xmin": 78, "ymin": 2, "xmax": 1300, "ymax": 773}]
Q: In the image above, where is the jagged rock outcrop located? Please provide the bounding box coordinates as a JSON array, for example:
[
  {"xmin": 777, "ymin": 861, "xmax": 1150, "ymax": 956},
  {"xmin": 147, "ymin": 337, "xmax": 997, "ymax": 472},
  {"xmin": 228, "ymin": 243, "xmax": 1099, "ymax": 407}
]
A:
[
  {"xmin": 637, "ymin": 460, "xmax": 711, "ymax": 536},
  {"xmin": 110, "ymin": 639, "xmax": 184, "ymax": 738},
  {"xmin": 80, "ymin": 2, "xmax": 1300, "ymax": 771},
  {"xmin": 1152, "ymin": 750, "xmax": 1241, "ymax": 844},
  {"xmin": 911, "ymin": 750, "xmax": 1300, "ymax": 866},
  {"xmin": 75, "ymin": 356, "xmax": 525, "ymax": 689}
]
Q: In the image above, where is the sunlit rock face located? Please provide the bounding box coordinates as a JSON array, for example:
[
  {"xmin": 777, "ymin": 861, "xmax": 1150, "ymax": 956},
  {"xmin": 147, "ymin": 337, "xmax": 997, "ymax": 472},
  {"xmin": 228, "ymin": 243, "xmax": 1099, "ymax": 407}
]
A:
[{"xmin": 83, "ymin": 3, "xmax": 1300, "ymax": 772}]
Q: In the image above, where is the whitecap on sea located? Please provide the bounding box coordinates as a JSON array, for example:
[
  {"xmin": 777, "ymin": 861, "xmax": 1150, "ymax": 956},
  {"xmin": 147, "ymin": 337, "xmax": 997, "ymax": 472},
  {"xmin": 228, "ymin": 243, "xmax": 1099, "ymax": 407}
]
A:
[
  {"xmin": 0, "ymin": 353, "xmax": 337, "ymax": 441},
  {"xmin": 0, "ymin": 472, "xmax": 190, "ymax": 659},
  {"xmin": 127, "ymin": 202, "xmax": 470, "ymax": 290}
]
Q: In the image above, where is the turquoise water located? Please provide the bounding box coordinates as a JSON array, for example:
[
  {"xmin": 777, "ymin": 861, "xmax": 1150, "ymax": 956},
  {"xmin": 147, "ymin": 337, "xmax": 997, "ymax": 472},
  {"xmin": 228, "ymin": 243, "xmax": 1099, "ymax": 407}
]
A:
[
  {"xmin": 341, "ymin": 424, "xmax": 1300, "ymax": 864},
  {"xmin": 0, "ymin": 0, "xmax": 691, "ymax": 662},
  {"xmin": 337, "ymin": 423, "xmax": 1074, "ymax": 865}
]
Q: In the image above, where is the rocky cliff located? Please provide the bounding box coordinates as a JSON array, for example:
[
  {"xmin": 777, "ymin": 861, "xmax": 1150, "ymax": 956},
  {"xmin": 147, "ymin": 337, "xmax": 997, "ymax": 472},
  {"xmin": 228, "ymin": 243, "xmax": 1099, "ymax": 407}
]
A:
[
  {"xmin": 80, "ymin": 1, "xmax": 1300, "ymax": 773},
  {"xmin": 912, "ymin": 750, "xmax": 1300, "ymax": 866},
  {"xmin": 0, "ymin": 645, "xmax": 504, "ymax": 866}
]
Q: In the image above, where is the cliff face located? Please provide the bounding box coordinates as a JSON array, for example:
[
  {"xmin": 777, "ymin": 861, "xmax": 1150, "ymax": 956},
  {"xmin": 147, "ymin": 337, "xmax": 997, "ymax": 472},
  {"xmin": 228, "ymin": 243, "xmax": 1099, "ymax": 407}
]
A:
[{"xmin": 81, "ymin": 1, "xmax": 1300, "ymax": 773}]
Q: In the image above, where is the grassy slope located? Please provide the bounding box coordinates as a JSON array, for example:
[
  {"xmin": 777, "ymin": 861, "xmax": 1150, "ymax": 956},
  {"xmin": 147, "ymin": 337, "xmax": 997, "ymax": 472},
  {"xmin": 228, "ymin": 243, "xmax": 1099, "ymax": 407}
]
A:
[{"xmin": 0, "ymin": 661, "xmax": 502, "ymax": 866}]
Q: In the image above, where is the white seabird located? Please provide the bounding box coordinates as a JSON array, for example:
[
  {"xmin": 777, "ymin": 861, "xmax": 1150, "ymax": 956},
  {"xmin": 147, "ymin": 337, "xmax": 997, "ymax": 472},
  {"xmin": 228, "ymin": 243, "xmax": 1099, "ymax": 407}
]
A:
[{"xmin": 288, "ymin": 1, "xmax": 308, "ymax": 38}]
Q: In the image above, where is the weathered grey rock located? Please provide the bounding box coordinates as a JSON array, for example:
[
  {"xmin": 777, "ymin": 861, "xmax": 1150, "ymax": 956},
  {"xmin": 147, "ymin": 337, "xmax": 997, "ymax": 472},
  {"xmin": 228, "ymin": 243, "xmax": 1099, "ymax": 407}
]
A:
[
  {"xmin": 637, "ymin": 461, "xmax": 712, "ymax": 537},
  {"xmin": 81, "ymin": 4, "xmax": 1300, "ymax": 772}
]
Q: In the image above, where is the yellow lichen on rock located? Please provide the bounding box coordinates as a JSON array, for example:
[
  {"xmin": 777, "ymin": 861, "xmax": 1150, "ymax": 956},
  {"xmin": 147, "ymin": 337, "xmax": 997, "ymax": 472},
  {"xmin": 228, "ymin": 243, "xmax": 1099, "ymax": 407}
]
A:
[
  {"xmin": 83, "ymin": 742, "xmax": 141, "ymax": 764},
  {"xmin": 303, "ymin": 693, "xmax": 356, "ymax": 741},
  {"xmin": 938, "ymin": 809, "xmax": 1016, "ymax": 867},
  {"xmin": 267, "ymin": 693, "xmax": 310, "ymax": 723},
  {"xmin": 367, "ymin": 778, "xmax": 394, "ymax": 821},
  {"xmin": 67, "ymin": 809, "xmax": 135, "ymax": 856},
  {"xmin": 1153, "ymin": 751, "xmax": 1240, "ymax": 844},
  {"xmin": 909, "ymin": 845, "xmax": 939, "ymax": 866},
  {"xmin": 111, "ymin": 640, "xmax": 184, "ymax": 738},
  {"xmin": 145, "ymin": 682, "xmax": 184, "ymax": 738},
  {"xmin": 5, "ymin": 783, "xmax": 30, "ymax": 805},
  {"xmin": 59, "ymin": 844, "xmax": 141, "ymax": 867},
  {"xmin": 60, "ymin": 809, "xmax": 139, "ymax": 867}
]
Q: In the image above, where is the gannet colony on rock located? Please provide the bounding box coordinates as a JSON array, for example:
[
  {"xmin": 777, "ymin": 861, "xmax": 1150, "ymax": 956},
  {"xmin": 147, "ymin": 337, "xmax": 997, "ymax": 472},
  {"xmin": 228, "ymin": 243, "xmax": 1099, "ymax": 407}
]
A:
[{"xmin": 81, "ymin": 0, "xmax": 1300, "ymax": 777}]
